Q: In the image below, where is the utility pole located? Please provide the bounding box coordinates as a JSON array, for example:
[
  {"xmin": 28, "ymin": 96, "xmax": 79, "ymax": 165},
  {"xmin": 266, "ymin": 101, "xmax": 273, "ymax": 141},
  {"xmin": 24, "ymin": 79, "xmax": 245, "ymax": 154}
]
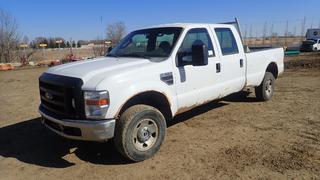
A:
[
  {"xmin": 249, "ymin": 24, "xmax": 252, "ymax": 45},
  {"xmin": 100, "ymin": 16, "xmax": 104, "ymax": 41},
  {"xmin": 301, "ymin": 17, "xmax": 306, "ymax": 37},
  {"xmin": 270, "ymin": 23, "xmax": 274, "ymax": 46},
  {"xmin": 243, "ymin": 24, "xmax": 248, "ymax": 45},
  {"xmin": 39, "ymin": 43, "xmax": 47, "ymax": 59},
  {"xmin": 244, "ymin": 24, "xmax": 248, "ymax": 39},
  {"xmin": 262, "ymin": 22, "xmax": 268, "ymax": 45},
  {"xmin": 69, "ymin": 38, "xmax": 73, "ymax": 54},
  {"xmin": 284, "ymin": 20, "xmax": 289, "ymax": 47}
]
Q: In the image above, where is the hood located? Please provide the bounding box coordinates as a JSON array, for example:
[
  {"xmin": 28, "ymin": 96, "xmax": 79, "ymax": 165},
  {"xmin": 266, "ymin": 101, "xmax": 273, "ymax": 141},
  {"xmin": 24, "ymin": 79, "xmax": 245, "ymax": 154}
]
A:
[{"xmin": 46, "ymin": 57, "xmax": 152, "ymax": 89}]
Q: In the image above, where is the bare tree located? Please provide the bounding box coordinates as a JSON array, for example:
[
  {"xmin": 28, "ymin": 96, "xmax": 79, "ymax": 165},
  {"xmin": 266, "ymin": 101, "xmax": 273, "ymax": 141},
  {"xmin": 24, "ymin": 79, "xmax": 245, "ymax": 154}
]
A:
[
  {"xmin": 0, "ymin": 9, "xmax": 20, "ymax": 63},
  {"xmin": 106, "ymin": 21, "xmax": 126, "ymax": 45},
  {"xmin": 92, "ymin": 37, "xmax": 107, "ymax": 57}
]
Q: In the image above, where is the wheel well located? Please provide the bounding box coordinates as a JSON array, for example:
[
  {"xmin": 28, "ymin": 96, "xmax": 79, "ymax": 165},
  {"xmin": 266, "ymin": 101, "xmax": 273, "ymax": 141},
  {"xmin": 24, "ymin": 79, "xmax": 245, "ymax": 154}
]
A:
[
  {"xmin": 266, "ymin": 62, "xmax": 278, "ymax": 79},
  {"xmin": 117, "ymin": 91, "xmax": 172, "ymax": 121}
]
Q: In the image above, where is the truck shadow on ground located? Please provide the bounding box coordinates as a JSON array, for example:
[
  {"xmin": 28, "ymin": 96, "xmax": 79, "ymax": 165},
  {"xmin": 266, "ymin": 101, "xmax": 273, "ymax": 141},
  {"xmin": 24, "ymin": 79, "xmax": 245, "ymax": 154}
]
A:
[
  {"xmin": 0, "ymin": 91, "xmax": 256, "ymax": 168},
  {"xmin": 167, "ymin": 101, "xmax": 228, "ymax": 127},
  {"xmin": 0, "ymin": 118, "xmax": 131, "ymax": 168},
  {"xmin": 168, "ymin": 91, "xmax": 258, "ymax": 127},
  {"xmin": 222, "ymin": 91, "xmax": 260, "ymax": 103}
]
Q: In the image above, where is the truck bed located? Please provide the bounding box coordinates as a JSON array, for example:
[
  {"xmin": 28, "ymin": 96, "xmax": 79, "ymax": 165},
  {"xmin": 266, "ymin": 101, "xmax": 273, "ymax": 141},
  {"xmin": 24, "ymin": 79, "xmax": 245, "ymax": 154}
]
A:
[
  {"xmin": 245, "ymin": 47, "xmax": 284, "ymax": 87},
  {"xmin": 247, "ymin": 46, "xmax": 280, "ymax": 53}
]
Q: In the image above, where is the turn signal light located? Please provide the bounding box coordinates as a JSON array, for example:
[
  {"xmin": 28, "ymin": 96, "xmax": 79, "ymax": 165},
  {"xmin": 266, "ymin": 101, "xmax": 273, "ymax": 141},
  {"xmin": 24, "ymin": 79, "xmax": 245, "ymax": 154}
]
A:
[{"xmin": 86, "ymin": 99, "xmax": 109, "ymax": 106}]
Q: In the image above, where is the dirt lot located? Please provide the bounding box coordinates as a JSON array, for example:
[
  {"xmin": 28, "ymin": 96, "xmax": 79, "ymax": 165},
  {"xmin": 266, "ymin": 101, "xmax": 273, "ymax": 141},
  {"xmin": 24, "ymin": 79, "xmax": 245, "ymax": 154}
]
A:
[{"xmin": 0, "ymin": 54, "xmax": 320, "ymax": 179}]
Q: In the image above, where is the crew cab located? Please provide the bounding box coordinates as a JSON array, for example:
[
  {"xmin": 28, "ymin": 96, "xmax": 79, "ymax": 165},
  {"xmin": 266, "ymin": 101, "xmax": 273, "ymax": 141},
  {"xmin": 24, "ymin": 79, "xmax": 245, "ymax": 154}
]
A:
[{"xmin": 38, "ymin": 19, "xmax": 284, "ymax": 161}]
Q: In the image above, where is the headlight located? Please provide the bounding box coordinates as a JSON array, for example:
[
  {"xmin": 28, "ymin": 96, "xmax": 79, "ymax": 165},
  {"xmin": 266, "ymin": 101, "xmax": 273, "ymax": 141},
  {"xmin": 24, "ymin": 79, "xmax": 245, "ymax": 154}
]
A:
[{"xmin": 84, "ymin": 90, "xmax": 109, "ymax": 119}]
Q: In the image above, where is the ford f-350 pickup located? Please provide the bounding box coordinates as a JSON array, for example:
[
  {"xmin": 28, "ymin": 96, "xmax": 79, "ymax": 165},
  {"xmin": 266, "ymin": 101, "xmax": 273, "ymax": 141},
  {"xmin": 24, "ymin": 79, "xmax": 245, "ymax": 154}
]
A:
[{"xmin": 38, "ymin": 19, "xmax": 284, "ymax": 161}]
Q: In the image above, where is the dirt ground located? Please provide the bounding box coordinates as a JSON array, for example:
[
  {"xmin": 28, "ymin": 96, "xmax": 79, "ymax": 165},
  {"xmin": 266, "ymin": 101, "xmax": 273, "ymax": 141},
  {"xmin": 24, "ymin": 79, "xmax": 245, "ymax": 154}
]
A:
[{"xmin": 0, "ymin": 55, "xmax": 320, "ymax": 179}]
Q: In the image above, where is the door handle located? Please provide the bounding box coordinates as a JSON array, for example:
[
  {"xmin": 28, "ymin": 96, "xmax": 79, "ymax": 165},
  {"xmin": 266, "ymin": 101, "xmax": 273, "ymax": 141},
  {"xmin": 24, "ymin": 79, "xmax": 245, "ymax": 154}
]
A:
[
  {"xmin": 216, "ymin": 63, "xmax": 221, "ymax": 73},
  {"xmin": 240, "ymin": 59, "xmax": 244, "ymax": 68}
]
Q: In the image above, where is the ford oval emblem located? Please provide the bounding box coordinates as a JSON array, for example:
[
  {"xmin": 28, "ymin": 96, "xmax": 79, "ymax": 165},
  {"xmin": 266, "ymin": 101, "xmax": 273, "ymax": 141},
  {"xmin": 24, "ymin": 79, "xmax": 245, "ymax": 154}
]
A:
[{"xmin": 45, "ymin": 92, "xmax": 53, "ymax": 100}]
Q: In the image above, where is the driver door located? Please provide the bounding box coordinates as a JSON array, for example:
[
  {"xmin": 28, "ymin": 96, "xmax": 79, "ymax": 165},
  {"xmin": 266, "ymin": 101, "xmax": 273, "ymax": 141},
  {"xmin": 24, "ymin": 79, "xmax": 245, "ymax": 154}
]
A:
[{"xmin": 174, "ymin": 27, "xmax": 221, "ymax": 110}]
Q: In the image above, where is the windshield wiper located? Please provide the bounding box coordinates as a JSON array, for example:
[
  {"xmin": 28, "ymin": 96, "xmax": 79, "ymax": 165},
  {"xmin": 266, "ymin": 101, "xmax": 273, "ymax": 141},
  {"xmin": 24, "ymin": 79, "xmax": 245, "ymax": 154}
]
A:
[{"xmin": 118, "ymin": 53, "xmax": 150, "ymax": 59}]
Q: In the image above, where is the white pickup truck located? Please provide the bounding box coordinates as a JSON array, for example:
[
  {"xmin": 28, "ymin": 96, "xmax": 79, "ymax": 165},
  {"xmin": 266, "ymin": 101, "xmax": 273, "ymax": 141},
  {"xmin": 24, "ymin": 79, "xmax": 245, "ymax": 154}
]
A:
[{"xmin": 38, "ymin": 20, "xmax": 284, "ymax": 161}]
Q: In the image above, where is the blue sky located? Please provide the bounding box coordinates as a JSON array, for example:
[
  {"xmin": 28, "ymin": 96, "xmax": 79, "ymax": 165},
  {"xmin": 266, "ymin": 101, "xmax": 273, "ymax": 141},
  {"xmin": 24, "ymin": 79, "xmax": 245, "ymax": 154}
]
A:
[{"xmin": 0, "ymin": 0, "xmax": 319, "ymax": 41}]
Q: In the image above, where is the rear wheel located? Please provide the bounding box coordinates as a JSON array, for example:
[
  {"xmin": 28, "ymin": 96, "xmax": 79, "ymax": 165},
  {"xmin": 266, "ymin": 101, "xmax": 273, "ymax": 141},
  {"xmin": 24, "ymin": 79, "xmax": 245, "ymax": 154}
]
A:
[
  {"xmin": 114, "ymin": 105, "xmax": 166, "ymax": 162},
  {"xmin": 255, "ymin": 72, "xmax": 275, "ymax": 101}
]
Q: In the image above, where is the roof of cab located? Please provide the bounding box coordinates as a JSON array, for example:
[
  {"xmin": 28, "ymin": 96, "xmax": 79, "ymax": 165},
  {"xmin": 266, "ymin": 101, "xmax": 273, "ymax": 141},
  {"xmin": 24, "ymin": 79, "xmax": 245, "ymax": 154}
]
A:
[{"xmin": 143, "ymin": 23, "xmax": 234, "ymax": 29}]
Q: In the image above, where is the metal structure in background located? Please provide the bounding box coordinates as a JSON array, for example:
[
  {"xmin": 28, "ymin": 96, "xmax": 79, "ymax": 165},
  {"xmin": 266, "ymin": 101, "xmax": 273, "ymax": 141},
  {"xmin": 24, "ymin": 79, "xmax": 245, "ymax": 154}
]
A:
[
  {"xmin": 38, "ymin": 43, "xmax": 47, "ymax": 59},
  {"xmin": 55, "ymin": 40, "xmax": 63, "ymax": 49},
  {"xmin": 221, "ymin": 18, "xmax": 245, "ymax": 50}
]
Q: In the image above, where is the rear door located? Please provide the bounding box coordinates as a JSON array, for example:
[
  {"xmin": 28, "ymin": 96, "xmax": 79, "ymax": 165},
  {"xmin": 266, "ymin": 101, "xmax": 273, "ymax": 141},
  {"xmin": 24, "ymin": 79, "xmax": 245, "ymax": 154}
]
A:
[{"xmin": 213, "ymin": 27, "xmax": 246, "ymax": 96}]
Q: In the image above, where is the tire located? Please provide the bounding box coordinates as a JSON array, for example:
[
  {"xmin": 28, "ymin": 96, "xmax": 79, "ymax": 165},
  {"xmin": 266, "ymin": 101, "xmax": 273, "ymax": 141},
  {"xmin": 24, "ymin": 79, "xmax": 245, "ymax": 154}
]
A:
[
  {"xmin": 114, "ymin": 104, "xmax": 167, "ymax": 162},
  {"xmin": 255, "ymin": 72, "xmax": 275, "ymax": 101}
]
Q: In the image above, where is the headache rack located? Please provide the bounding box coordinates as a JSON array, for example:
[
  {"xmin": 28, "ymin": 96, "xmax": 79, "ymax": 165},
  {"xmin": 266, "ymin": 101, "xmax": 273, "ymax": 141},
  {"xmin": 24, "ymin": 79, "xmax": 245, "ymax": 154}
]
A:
[{"xmin": 220, "ymin": 18, "xmax": 245, "ymax": 46}]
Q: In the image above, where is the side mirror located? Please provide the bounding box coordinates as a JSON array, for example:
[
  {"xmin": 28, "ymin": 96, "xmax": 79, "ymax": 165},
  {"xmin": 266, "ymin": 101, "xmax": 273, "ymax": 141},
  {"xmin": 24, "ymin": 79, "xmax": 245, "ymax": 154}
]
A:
[
  {"xmin": 191, "ymin": 41, "xmax": 208, "ymax": 66},
  {"xmin": 107, "ymin": 46, "xmax": 113, "ymax": 53},
  {"xmin": 177, "ymin": 41, "xmax": 208, "ymax": 67}
]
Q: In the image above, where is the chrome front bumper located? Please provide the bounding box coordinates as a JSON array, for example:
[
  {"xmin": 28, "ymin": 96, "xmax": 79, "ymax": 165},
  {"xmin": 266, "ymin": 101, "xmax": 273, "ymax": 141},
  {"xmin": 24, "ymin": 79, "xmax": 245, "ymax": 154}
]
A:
[{"xmin": 39, "ymin": 109, "xmax": 115, "ymax": 141}]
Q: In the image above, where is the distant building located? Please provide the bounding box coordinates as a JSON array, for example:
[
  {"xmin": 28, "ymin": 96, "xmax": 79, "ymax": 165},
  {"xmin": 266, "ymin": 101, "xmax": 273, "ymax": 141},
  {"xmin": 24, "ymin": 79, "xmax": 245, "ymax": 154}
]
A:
[{"xmin": 78, "ymin": 40, "xmax": 112, "ymax": 49}]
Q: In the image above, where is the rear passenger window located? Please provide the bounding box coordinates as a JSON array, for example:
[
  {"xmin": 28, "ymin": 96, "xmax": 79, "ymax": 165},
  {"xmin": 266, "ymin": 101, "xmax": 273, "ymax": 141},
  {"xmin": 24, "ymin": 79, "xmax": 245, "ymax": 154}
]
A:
[
  {"xmin": 179, "ymin": 28, "xmax": 214, "ymax": 56},
  {"xmin": 215, "ymin": 28, "xmax": 239, "ymax": 55}
]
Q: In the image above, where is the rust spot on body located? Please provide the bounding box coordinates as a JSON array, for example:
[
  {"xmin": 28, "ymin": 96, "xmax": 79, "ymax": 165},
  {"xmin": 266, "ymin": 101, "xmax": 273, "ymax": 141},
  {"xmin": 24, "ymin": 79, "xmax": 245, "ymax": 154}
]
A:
[
  {"xmin": 174, "ymin": 98, "xmax": 214, "ymax": 116},
  {"xmin": 114, "ymin": 90, "xmax": 171, "ymax": 119}
]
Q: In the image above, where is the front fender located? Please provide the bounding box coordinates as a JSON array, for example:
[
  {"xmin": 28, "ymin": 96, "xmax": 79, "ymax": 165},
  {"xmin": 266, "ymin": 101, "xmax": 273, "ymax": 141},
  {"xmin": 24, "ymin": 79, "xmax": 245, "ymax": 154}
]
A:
[{"xmin": 102, "ymin": 80, "xmax": 177, "ymax": 119}]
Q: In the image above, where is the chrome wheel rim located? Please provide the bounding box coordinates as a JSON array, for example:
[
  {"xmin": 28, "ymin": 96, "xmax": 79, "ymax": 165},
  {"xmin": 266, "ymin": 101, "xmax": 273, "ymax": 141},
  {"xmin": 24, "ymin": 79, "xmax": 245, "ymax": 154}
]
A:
[
  {"xmin": 132, "ymin": 119, "xmax": 158, "ymax": 151},
  {"xmin": 265, "ymin": 79, "xmax": 273, "ymax": 97}
]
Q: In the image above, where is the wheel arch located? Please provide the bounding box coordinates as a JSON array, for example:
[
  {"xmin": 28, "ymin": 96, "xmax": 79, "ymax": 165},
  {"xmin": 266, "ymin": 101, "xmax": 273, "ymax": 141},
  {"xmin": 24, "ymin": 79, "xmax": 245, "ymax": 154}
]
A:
[
  {"xmin": 115, "ymin": 90, "xmax": 173, "ymax": 121},
  {"xmin": 266, "ymin": 62, "xmax": 278, "ymax": 79}
]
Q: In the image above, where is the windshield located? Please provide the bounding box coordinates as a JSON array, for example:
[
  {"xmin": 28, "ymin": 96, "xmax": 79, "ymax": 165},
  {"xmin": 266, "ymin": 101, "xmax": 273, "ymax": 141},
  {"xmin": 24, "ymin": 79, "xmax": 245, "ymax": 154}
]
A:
[{"xmin": 107, "ymin": 27, "xmax": 182, "ymax": 60}]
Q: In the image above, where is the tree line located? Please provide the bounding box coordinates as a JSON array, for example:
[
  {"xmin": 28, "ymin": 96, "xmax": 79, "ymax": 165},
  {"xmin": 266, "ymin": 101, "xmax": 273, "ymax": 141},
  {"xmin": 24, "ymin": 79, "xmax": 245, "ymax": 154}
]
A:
[
  {"xmin": 29, "ymin": 37, "xmax": 81, "ymax": 49},
  {"xmin": 0, "ymin": 8, "xmax": 126, "ymax": 63}
]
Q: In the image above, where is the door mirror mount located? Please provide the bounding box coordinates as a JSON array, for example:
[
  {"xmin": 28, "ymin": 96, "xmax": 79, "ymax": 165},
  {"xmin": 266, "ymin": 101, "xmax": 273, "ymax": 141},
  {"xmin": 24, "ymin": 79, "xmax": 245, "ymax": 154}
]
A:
[{"xmin": 107, "ymin": 46, "xmax": 113, "ymax": 53}]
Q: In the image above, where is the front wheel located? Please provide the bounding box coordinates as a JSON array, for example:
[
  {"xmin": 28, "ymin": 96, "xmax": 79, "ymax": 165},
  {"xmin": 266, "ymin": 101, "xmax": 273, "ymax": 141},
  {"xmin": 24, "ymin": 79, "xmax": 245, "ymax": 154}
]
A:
[
  {"xmin": 255, "ymin": 72, "xmax": 275, "ymax": 101},
  {"xmin": 114, "ymin": 105, "xmax": 166, "ymax": 162}
]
